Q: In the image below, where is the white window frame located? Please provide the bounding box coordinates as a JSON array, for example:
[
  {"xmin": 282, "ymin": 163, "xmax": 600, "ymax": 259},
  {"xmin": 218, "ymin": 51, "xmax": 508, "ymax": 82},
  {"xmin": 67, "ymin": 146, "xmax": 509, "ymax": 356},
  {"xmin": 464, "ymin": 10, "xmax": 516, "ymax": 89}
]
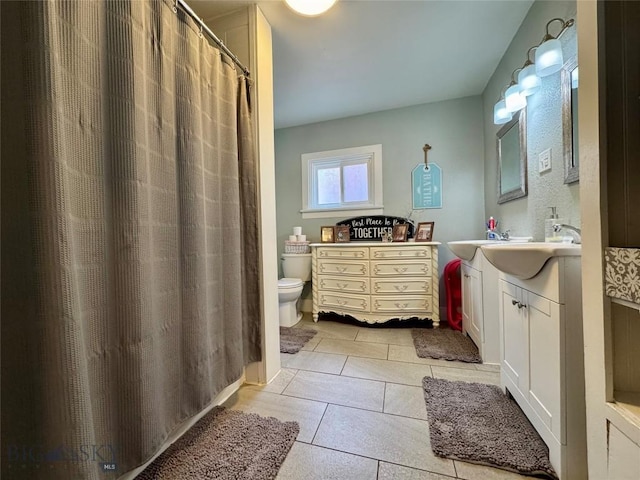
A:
[{"xmin": 300, "ymin": 144, "xmax": 383, "ymax": 219}]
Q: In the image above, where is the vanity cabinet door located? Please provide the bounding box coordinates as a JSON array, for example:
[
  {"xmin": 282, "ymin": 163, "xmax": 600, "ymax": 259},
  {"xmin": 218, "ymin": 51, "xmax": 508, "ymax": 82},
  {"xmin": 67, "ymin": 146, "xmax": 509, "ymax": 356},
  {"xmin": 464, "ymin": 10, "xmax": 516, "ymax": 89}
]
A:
[
  {"xmin": 526, "ymin": 290, "xmax": 563, "ymax": 443},
  {"xmin": 500, "ymin": 280, "xmax": 529, "ymax": 396},
  {"xmin": 461, "ymin": 263, "xmax": 482, "ymax": 349}
]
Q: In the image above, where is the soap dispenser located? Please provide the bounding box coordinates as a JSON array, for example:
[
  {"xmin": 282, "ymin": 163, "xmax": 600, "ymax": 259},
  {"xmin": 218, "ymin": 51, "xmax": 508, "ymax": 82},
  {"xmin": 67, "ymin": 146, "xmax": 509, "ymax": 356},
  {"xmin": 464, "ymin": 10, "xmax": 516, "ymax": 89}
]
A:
[{"xmin": 544, "ymin": 207, "xmax": 564, "ymax": 242}]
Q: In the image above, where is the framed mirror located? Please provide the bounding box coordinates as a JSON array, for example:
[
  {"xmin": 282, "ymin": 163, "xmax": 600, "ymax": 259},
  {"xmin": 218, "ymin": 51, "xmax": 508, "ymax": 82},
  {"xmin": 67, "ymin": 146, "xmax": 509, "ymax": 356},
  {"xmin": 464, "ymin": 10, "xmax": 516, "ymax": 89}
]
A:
[
  {"xmin": 497, "ymin": 109, "xmax": 527, "ymax": 204},
  {"xmin": 562, "ymin": 57, "xmax": 579, "ymax": 183}
]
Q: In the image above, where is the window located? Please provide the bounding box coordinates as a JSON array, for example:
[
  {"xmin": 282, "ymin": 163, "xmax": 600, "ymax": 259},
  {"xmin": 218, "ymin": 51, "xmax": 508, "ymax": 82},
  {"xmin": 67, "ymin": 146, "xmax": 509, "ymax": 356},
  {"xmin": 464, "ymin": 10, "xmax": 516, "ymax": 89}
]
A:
[{"xmin": 301, "ymin": 144, "xmax": 383, "ymax": 219}]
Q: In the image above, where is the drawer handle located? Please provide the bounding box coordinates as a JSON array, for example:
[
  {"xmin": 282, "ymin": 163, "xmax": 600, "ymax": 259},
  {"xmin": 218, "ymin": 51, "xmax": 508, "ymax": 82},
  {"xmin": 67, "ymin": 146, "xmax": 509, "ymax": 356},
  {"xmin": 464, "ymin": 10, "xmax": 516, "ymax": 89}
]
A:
[
  {"xmin": 417, "ymin": 251, "xmax": 427, "ymax": 257},
  {"xmin": 394, "ymin": 267, "xmax": 408, "ymax": 273},
  {"xmin": 337, "ymin": 299, "xmax": 347, "ymax": 306},
  {"xmin": 394, "ymin": 285, "xmax": 408, "ymax": 292},
  {"xmin": 338, "ymin": 283, "xmax": 348, "ymax": 290},
  {"xmin": 374, "ymin": 252, "xmax": 382, "ymax": 257},
  {"xmin": 464, "ymin": 274, "xmax": 471, "ymax": 278},
  {"xmin": 336, "ymin": 266, "xmax": 347, "ymax": 273},
  {"xmin": 395, "ymin": 302, "xmax": 409, "ymax": 310}
]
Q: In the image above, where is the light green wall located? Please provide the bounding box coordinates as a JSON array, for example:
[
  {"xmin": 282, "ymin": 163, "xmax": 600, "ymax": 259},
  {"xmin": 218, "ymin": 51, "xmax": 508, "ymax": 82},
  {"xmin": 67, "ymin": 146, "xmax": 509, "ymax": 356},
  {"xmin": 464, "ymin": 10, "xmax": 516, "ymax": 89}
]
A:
[
  {"xmin": 274, "ymin": 95, "xmax": 486, "ymax": 284},
  {"xmin": 482, "ymin": 0, "xmax": 579, "ymax": 239}
]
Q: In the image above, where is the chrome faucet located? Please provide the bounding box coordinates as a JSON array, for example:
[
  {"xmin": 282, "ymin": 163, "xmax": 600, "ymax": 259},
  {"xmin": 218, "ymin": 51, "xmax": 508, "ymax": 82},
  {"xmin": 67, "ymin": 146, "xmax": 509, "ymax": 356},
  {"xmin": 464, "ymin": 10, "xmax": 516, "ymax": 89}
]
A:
[
  {"xmin": 553, "ymin": 224, "xmax": 582, "ymax": 244},
  {"xmin": 487, "ymin": 229, "xmax": 510, "ymax": 241},
  {"xmin": 486, "ymin": 230, "xmax": 500, "ymax": 240}
]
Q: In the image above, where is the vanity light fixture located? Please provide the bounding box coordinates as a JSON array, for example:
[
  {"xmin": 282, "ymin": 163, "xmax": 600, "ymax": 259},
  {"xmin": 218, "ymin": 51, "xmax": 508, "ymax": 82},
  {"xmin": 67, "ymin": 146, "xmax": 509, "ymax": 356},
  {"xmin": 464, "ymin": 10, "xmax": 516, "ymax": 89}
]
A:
[
  {"xmin": 536, "ymin": 18, "xmax": 574, "ymax": 77},
  {"xmin": 517, "ymin": 47, "xmax": 542, "ymax": 96},
  {"xmin": 505, "ymin": 70, "xmax": 527, "ymax": 113},
  {"xmin": 493, "ymin": 98, "xmax": 512, "ymax": 125},
  {"xmin": 285, "ymin": 0, "xmax": 337, "ymax": 16},
  {"xmin": 493, "ymin": 87, "xmax": 513, "ymax": 125},
  {"xmin": 493, "ymin": 16, "xmax": 574, "ymax": 125}
]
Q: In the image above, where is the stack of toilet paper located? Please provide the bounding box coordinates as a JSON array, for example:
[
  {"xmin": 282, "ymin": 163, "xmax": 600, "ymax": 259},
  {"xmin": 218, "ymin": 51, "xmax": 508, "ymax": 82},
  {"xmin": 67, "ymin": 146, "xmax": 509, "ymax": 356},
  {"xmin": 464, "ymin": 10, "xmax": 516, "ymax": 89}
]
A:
[
  {"xmin": 288, "ymin": 226, "xmax": 306, "ymax": 242},
  {"xmin": 285, "ymin": 226, "xmax": 310, "ymax": 253}
]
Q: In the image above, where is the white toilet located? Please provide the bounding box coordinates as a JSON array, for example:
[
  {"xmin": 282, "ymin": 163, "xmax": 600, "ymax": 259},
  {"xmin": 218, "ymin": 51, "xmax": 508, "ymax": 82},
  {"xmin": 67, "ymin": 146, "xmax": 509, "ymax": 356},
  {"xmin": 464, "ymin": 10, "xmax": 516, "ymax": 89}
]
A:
[{"xmin": 278, "ymin": 253, "xmax": 312, "ymax": 327}]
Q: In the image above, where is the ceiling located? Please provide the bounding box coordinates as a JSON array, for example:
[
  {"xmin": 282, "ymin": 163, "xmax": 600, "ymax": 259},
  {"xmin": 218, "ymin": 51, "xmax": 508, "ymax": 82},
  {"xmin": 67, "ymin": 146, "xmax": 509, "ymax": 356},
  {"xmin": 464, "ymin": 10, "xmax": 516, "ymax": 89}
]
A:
[{"xmin": 190, "ymin": 0, "xmax": 533, "ymax": 129}]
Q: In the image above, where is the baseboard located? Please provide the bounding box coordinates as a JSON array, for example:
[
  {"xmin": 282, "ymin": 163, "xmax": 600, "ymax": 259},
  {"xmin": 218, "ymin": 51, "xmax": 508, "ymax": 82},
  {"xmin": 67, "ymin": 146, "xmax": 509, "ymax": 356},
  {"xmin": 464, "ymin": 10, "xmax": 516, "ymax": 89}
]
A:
[{"xmin": 118, "ymin": 374, "xmax": 245, "ymax": 480}]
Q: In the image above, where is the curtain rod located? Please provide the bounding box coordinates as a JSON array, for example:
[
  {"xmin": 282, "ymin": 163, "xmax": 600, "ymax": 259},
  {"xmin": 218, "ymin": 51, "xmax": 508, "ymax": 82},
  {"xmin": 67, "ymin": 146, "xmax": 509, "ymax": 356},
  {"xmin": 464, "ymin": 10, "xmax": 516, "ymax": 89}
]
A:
[{"xmin": 176, "ymin": 0, "xmax": 251, "ymax": 77}]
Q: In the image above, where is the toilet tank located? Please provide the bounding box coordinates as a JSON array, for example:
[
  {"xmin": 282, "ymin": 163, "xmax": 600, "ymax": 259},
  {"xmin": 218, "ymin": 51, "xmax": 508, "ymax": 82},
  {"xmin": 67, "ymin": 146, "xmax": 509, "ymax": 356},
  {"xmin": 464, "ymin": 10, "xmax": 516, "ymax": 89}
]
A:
[{"xmin": 282, "ymin": 253, "xmax": 312, "ymax": 281}]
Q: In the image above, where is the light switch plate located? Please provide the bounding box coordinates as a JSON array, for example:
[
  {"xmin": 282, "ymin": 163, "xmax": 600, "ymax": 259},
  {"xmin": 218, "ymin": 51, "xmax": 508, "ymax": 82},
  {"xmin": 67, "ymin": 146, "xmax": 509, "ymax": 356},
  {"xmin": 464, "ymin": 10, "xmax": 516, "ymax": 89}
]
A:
[{"xmin": 539, "ymin": 148, "xmax": 552, "ymax": 173}]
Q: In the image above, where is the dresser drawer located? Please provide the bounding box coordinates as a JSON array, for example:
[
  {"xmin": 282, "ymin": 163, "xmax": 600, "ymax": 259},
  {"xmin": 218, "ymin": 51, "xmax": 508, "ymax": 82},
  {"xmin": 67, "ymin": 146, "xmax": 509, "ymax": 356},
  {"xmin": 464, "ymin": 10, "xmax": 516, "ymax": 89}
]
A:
[
  {"xmin": 318, "ymin": 292, "xmax": 369, "ymax": 312},
  {"xmin": 370, "ymin": 246, "xmax": 431, "ymax": 260},
  {"xmin": 371, "ymin": 277, "xmax": 432, "ymax": 295},
  {"xmin": 318, "ymin": 259, "xmax": 369, "ymax": 277},
  {"xmin": 371, "ymin": 260, "xmax": 431, "ymax": 277},
  {"xmin": 318, "ymin": 275, "xmax": 370, "ymax": 294},
  {"xmin": 317, "ymin": 247, "xmax": 369, "ymax": 260},
  {"xmin": 372, "ymin": 295, "xmax": 432, "ymax": 314}
]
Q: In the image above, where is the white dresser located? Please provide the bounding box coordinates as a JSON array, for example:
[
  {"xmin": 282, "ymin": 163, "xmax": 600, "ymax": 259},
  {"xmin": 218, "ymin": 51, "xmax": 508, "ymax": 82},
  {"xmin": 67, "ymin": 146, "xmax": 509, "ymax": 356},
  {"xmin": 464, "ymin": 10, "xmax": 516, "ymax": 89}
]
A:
[{"xmin": 311, "ymin": 242, "xmax": 440, "ymax": 326}]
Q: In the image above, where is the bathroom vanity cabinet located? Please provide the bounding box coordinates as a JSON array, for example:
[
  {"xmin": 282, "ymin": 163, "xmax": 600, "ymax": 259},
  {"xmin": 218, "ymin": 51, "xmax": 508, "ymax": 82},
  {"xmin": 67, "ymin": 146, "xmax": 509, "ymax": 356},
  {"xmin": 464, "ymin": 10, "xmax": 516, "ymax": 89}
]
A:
[
  {"xmin": 310, "ymin": 242, "xmax": 440, "ymax": 325},
  {"xmin": 461, "ymin": 252, "xmax": 500, "ymax": 364},
  {"xmin": 498, "ymin": 257, "xmax": 586, "ymax": 479}
]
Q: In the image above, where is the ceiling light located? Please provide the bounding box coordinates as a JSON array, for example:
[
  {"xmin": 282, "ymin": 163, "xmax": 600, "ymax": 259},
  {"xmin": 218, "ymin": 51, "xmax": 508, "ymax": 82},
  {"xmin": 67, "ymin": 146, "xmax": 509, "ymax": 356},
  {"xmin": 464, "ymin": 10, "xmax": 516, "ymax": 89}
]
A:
[{"xmin": 285, "ymin": 0, "xmax": 337, "ymax": 17}]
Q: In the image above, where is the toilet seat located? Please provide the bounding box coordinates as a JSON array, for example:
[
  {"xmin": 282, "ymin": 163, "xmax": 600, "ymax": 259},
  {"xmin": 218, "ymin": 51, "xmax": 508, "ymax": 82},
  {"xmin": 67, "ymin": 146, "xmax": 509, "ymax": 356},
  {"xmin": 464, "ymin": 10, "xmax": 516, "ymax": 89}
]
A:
[{"xmin": 278, "ymin": 277, "xmax": 303, "ymax": 289}]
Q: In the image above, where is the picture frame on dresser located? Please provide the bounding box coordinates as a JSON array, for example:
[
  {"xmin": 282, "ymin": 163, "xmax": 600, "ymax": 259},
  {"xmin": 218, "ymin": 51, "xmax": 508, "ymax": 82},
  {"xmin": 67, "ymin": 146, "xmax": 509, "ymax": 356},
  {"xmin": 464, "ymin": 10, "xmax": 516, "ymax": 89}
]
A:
[
  {"xmin": 320, "ymin": 226, "xmax": 335, "ymax": 243},
  {"xmin": 392, "ymin": 224, "xmax": 408, "ymax": 242},
  {"xmin": 335, "ymin": 225, "xmax": 350, "ymax": 243},
  {"xmin": 415, "ymin": 222, "xmax": 435, "ymax": 242}
]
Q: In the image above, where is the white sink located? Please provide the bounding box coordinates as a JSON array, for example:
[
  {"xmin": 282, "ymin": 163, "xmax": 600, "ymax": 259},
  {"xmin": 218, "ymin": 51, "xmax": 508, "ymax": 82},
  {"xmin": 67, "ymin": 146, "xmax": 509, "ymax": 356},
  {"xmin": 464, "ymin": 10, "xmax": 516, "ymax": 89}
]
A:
[
  {"xmin": 447, "ymin": 240, "xmax": 499, "ymax": 261},
  {"xmin": 448, "ymin": 237, "xmax": 533, "ymax": 262},
  {"xmin": 480, "ymin": 242, "xmax": 581, "ymax": 279}
]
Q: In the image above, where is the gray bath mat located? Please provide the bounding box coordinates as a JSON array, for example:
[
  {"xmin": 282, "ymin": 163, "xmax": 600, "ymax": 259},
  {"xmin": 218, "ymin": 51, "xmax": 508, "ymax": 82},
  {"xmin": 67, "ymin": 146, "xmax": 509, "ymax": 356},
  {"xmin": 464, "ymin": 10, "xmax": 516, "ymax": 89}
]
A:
[
  {"xmin": 412, "ymin": 328, "xmax": 481, "ymax": 363},
  {"xmin": 137, "ymin": 407, "xmax": 298, "ymax": 479},
  {"xmin": 280, "ymin": 326, "xmax": 317, "ymax": 354},
  {"xmin": 422, "ymin": 377, "xmax": 557, "ymax": 479}
]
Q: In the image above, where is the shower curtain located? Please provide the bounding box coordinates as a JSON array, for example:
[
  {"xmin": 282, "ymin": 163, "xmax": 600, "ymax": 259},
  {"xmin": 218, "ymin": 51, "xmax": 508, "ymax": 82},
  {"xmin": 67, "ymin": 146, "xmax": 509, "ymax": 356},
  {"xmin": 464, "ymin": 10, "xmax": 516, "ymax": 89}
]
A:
[{"xmin": 1, "ymin": 0, "xmax": 261, "ymax": 478}]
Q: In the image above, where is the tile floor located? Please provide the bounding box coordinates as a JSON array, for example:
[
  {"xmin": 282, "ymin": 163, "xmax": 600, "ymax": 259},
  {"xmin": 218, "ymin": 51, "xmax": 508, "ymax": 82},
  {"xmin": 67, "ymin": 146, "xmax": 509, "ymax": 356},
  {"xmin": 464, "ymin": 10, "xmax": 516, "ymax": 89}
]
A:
[{"xmin": 223, "ymin": 315, "xmax": 530, "ymax": 480}]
